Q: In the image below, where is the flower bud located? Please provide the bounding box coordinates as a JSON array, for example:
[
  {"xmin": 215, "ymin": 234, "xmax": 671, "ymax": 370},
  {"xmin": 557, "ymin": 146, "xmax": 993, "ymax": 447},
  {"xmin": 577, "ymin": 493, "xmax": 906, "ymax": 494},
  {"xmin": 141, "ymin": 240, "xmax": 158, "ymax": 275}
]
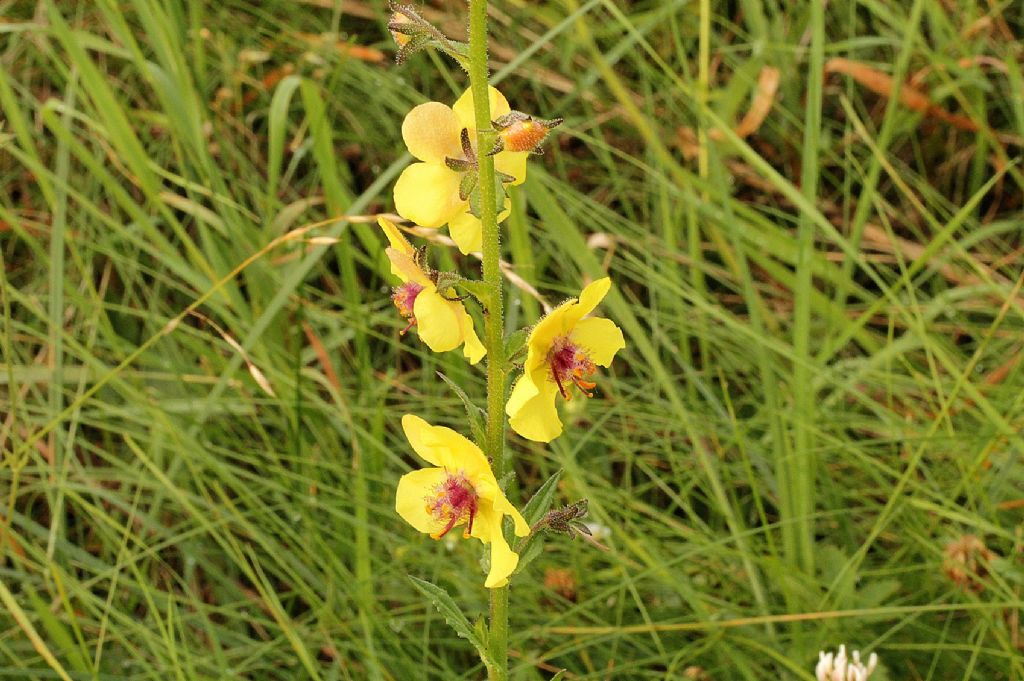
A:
[
  {"xmin": 490, "ymin": 111, "xmax": 563, "ymax": 155},
  {"xmin": 388, "ymin": 11, "xmax": 412, "ymax": 47}
]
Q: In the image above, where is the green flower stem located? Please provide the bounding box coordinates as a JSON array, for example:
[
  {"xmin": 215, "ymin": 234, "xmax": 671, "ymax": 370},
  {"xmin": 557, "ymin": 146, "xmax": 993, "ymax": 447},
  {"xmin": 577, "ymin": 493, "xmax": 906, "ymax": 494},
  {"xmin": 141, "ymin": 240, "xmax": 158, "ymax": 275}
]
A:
[{"xmin": 467, "ymin": 1, "xmax": 509, "ymax": 679}]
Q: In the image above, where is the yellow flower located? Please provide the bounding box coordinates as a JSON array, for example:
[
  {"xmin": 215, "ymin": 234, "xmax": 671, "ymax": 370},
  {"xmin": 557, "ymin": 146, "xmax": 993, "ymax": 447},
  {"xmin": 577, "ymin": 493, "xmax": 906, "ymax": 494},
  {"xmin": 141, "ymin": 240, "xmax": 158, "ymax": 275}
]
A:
[
  {"xmin": 395, "ymin": 414, "xmax": 530, "ymax": 588},
  {"xmin": 393, "ymin": 86, "xmax": 527, "ymax": 255},
  {"xmin": 378, "ymin": 217, "xmax": 485, "ymax": 364},
  {"xmin": 505, "ymin": 278, "xmax": 625, "ymax": 443}
]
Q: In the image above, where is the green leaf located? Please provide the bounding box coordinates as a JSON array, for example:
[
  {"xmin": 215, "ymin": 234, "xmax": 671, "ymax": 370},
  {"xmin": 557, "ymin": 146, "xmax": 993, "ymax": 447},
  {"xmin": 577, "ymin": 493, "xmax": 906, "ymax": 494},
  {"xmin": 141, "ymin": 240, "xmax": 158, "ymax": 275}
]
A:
[
  {"xmin": 551, "ymin": 671, "xmax": 567, "ymax": 680},
  {"xmin": 436, "ymin": 371, "xmax": 486, "ymax": 445},
  {"xmin": 408, "ymin": 576, "xmax": 494, "ymax": 668},
  {"xmin": 522, "ymin": 469, "xmax": 563, "ymax": 526},
  {"xmin": 455, "ymin": 278, "xmax": 492, "ymax": 303},
  {"xmin": 513, "ymin": 534, "xmax": 544, "ymax": 575},
  {"xmin": 503, "ymin": 327, "xmax": 530, "ymax": 364},
  {"xmin": 468, "ymin": 181, "xmax": 482, "ymax": 218},
  {"xmin": 473, "ymin": 617, "xmax": 490, "ymax": 649},
  {"xmin": 494, "ymin": 173, "xmax": 510, "ymax": 208}
]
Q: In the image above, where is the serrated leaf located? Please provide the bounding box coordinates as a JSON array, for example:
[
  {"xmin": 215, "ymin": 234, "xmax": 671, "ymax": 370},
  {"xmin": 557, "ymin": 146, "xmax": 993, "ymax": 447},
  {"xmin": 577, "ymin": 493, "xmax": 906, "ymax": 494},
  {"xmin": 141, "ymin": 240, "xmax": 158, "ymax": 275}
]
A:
[
  {"xmin": 408, "ymin": 576, "xmax": 494, "ymax": 667},
  {"xmin": 522, "ymin": 469, "xmax": 563, "ymax": 526},
  {"xmin": 503, "ymin": 328, "xmax": 529, "ymax": 364},
  {"xmin": 551, "ymin": 671, "xmax": 567, "ymax": 680},
  {"xmin": 447, "ymin": 40, "xmax": 469, "ymax": 57},
  {"xmin": 473, "ymin": 616, "xmax": 490, "ymax": 652},
  {"xmin": 456, "ymin": 278, "xmax": 492, "ymax": 303},
  {"xmin": 437, "ymin": 371, "xmax": 486, "ymax": 444}
]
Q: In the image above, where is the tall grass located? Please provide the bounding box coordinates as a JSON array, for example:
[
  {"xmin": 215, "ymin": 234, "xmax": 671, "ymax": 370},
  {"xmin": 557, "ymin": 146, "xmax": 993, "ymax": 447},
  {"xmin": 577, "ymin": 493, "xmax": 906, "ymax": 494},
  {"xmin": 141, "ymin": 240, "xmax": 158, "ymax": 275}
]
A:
[{"xmin": 2, "ymin": 1, "xmax": 1023, "ymax": 679}]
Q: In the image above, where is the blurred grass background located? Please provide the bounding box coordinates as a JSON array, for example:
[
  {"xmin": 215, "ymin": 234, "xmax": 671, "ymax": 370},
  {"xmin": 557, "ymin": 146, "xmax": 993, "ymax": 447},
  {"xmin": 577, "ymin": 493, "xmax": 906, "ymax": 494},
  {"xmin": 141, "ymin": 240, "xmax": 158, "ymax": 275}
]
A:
[{"xmin": 2, "ymin": 0, "xmax": 1024, "ymax": 678}]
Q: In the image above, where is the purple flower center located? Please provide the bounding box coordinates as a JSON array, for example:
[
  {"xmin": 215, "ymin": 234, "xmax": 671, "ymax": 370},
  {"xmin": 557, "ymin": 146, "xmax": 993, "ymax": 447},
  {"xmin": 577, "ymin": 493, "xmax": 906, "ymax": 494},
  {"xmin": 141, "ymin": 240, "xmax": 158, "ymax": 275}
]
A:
[
  {"xmin": 547, "ymin": 336, "xmax": 598, "ymax": 400},
  {"xmin": 426, "ymin": 473, "xmax": 479, "ymax": 540},
  {"xmin": 391, "ymin": 281, "xmax": 424, "ymax": 335}
]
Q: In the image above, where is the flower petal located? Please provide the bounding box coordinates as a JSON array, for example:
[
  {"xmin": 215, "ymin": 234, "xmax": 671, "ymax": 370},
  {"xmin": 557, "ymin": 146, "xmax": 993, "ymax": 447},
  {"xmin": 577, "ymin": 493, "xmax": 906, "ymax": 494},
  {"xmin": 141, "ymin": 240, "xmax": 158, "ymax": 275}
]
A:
[
  {"xmin": 394, "ymin": 163, "xmax": 466, "ymax": 228},
  {"xmin": 395, "ymin": 467, "xmax": 448, "ymax": 535},
  {"xmin": 447, "ymin": 198, "xmax": 511, "ymax": 255},
  {"xmin": 472, "ymin": 508, "xmax": 519, "ymax": 588},
  {"xmin": 570, "ymin": 317, "xmax": 625, "ymax": 367},
  {"xmin": 377, "ymin": 216, "xmax": 414, "ymax": 256},
  {"xmin": 576, "ymin": 277, "xmax": 612, "ymax": 318},
  {"xmin": 402, "ymin": 101, "xmax": 462, "ymax": 164},
  {"xmin": 401, "ymin": 414, "xmax": 493, "ymax": 482},
  {"xmin": 507, "ymin": 378, "xmax": 562, "ymax": 443},
  {"xmin": 453, "ymin": 86, "xmax": 511, "ymax": 130},
  {"xmin": 505, "ymin": 372, "xmax": 539, "ymax": 419},
  {"xmin": 457, "ymin": 306, "xmax": 486, "ymax": 364},
  {"xmin": 401, "ymin": 415, "xmax": 444, "ymax": 467},
  {"xmin": 527, "ymin": 277, "xmax": 614, "ymax": 353},
  {"xmin": 526, "ymin": 299, "xmax": 576, "ymax": 357},
  {"xmin": 384, "ymin": 247, "xmax": 430, "ymax": 285},
  {"xmin": 494, "ymin": 150, "xmax": 528, "ymax": 186},
  {"xmin": 491, "ymin": 493, "xmax": 530, "ymax": 537},
  {"xmin": 414, "ymin": 286, "xmax": 463, "ymax": 353},
  {"xmin": 447, "ymin": 211, "xmax": 483, "ymax": 255}
]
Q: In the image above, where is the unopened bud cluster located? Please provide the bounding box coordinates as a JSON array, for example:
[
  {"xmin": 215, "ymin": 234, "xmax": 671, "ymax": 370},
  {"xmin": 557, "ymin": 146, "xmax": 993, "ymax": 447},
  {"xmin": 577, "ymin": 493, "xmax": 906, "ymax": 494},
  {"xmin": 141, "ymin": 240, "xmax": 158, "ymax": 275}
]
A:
[{"xmin": 540, "ymin": 499, "xmax": 591, "ymax": 539}]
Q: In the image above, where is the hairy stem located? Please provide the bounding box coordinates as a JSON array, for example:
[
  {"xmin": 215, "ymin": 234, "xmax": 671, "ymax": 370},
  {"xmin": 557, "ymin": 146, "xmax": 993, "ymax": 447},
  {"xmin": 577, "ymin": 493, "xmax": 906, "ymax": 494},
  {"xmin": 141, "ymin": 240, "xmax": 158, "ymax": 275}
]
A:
[{"xmin": 467, "ymin": 0, "xmax": 508, "ymax": 679}]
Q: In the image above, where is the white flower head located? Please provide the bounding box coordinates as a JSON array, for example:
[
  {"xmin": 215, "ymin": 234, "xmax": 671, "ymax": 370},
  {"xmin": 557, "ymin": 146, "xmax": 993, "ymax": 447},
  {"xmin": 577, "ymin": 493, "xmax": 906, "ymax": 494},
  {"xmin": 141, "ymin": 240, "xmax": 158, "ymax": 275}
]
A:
[{"xmin": 816, "ymin": 645, "xmax": 878, "ymax": 681}]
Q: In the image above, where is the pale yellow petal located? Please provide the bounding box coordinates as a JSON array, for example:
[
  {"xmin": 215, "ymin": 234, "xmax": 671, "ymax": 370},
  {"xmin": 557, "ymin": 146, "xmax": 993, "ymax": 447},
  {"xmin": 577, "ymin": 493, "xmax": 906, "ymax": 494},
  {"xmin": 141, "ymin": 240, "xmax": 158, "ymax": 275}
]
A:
[
  {"xmin": 457, "ymin": 306, "xmax": 486, "ymax": 364},
  {"xmin": 401, "ymin": 414, "xmax": 493, "ymax": 482},
  {"xmin": 527, "ymin": 278, "xmax": 614, "ymax": 352},
  {"xmin": 414, "ymin": 286, "xmax": 463, "ymax": 353},
  {"xmin": 402, "ymin": 101, "xmax": 462, "ymax": 164},
  {"xmin": 401, "ymin": 414, "xmax": 444, "ymax": 467},
  {"xmin": 570, "ymin": 317, "xmax": 625, "ymax": 367},
  {"xmin": 527, "ymin": 299, "xmax": 577, "ymax": 354},
  {"xmin": 377, "ymin": 217, "xmax": 414, "ymax": 256},
  {"xmin": 384, "ymin": 247, "xmax": 430, "ymax": 285},
  {"xmin": 394, "ymin": 163, "xmax": 466, "ymax": 228},
  {"xmin": 491, "ymin": 493, "xmax": 530, "ymax": 537},
  {"xmin": 505, "ymin": 372, "xmax": 539, "ymax": 419},
  {"xmin": 508, "ymin": 379, "xmax": 562, "ymax": 443},
  {"xmin": 395, "ymin": 467, "xmax": 448, "ymax": 535},
  {"xmin": 494, "ymin": 150, "xmax": 528, "ymax": 186},
  {"xmin": 576, "ymin": 277, "xmax": 612, "ymax": 318},
  {"xmin": 467, "ymin": 507, "xmax": 519, "ymax": 587},
  {"xmin": 453, "ymin": 86, "xmax": 511, "ymax": 130},
  {"xmin": 447, "ymin": 211, "xmax": 483, "ymax": 255},
  {"xmin": 447, "ymin": 199, "xmax": 510, "ymax": 255}
]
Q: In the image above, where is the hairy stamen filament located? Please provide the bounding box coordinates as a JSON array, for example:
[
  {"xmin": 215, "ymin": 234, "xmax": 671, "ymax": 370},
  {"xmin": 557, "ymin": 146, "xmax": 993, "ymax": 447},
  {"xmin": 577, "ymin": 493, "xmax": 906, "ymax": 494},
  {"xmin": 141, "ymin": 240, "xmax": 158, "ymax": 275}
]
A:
[
  {"xmin": 392, "ymin": 281, "xmax": 424, "ymax": 335},
  {"xmin": 548, "ymin": 337, "xmax": 599, "ymax": 400},
  {"xmin": 426, "ymin": 473, "xmax": 479, "ymax": 541}
]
